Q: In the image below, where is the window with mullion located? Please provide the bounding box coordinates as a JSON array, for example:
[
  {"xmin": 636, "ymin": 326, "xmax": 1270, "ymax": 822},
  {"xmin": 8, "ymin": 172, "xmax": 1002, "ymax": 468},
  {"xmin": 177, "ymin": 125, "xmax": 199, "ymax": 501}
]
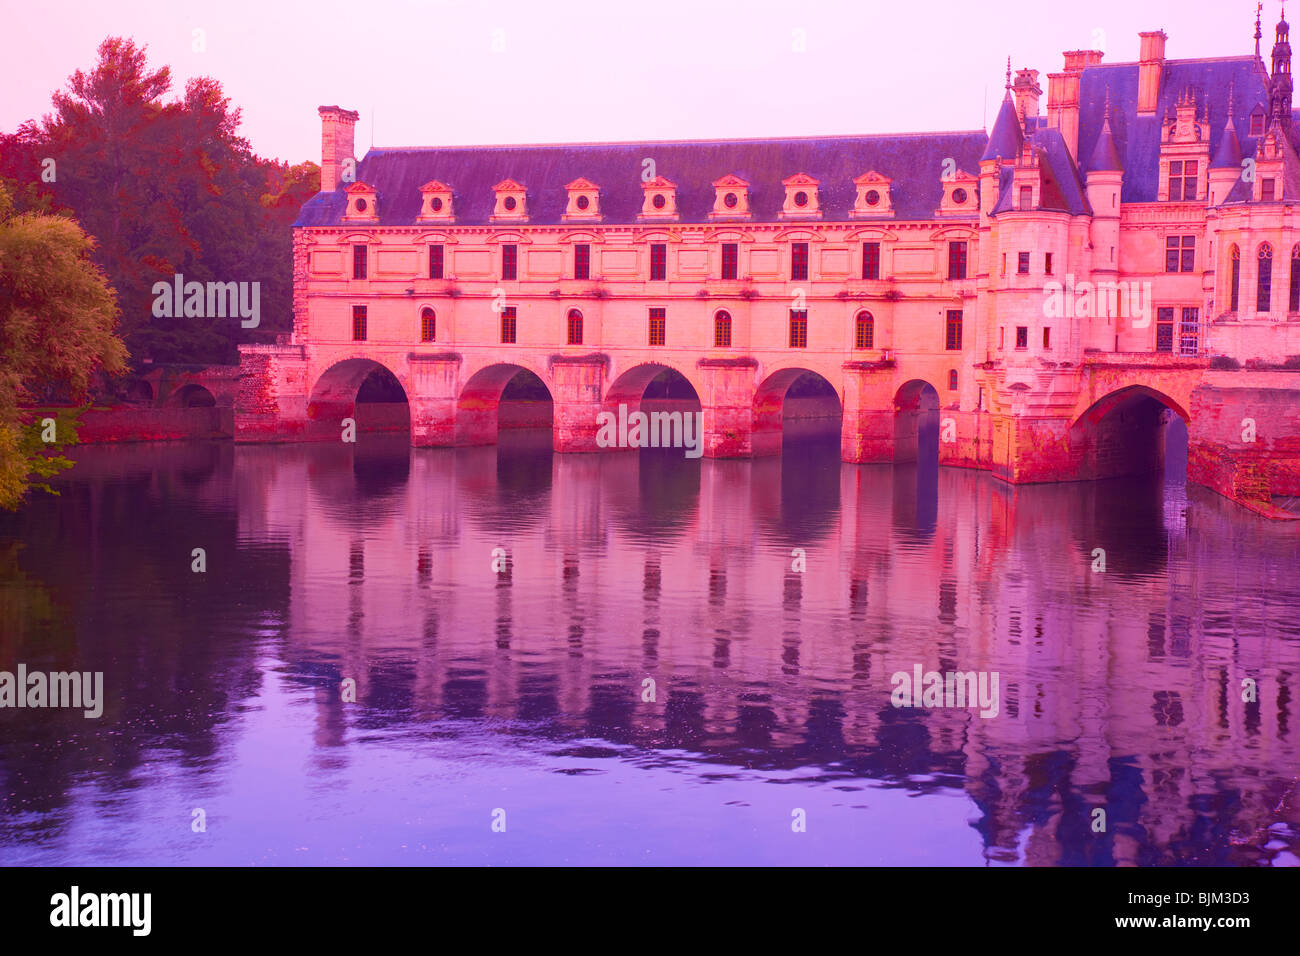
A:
[
  {"xmin": 721, "ymin": 243, "xmax": 738, "ymax": 280},
  {"xmin": 574, "ymin": 244, "xmax": 590, "ymax": 280},
  {"xmin": 862, "ymin": 242, "xmax": 880, "ymax": 280},
  {"xmin": 789, "ymin": 310, "xmax": 808, "ymax": 348},
  {"xmin": 791, "ymin": 242, "xmax": 809, "ymax": 281}
]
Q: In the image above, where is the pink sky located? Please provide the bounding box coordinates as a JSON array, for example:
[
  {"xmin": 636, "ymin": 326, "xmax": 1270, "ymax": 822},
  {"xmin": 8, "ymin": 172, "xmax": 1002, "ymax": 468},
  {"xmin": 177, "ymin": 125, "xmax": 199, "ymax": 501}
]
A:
[{"xmin": 1, "ymin": 0, "xmax": 1278, "ymax": 163}]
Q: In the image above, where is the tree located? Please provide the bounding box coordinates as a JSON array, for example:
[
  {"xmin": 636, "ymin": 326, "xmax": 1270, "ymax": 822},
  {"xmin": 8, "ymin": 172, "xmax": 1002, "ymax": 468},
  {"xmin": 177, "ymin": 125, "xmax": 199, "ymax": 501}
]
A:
[{"xmin": 0, "ymin": 181, "xmax": 127, "ymax": 510}]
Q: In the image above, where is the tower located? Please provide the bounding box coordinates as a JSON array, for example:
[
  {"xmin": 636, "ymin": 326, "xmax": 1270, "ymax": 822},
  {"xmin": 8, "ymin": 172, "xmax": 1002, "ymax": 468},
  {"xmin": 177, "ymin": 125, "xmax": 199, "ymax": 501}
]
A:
[{"xmin": 1272, "ymin": 6, "xmax": 1293, "ymax": 127}]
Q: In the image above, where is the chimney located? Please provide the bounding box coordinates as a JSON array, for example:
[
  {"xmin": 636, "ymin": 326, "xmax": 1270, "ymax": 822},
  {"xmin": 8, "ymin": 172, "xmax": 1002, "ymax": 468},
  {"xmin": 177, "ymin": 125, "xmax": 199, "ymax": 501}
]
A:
[
  {"xmin": 1046, "ymin": 51, "xmax": 1100, "ymax": 160},
  {"xmin": 319, "ymin": 105, "xmax": 359, "ymax": 193},
  {"xmin": 1012, "ymin": 69, "xmax": 1043, "ymax": 123},
  {"xmin": 1138, "ymin": 31, "xmax": 1167, "ymax": 114}
]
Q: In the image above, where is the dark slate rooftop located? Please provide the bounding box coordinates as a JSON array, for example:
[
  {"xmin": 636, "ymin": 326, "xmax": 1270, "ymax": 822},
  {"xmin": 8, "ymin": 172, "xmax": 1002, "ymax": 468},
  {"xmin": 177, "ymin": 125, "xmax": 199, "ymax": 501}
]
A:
[
  {"xmin": 982, "ymin": 93, "xmax": 1024, "ymax": 162},
  {"xmin": 294, "ymin": 131, "xmax": 989, "ymax": 227},
  {"xmin": 990, "ymin": 128, "xmax": 1092, "ymax": 216},
  {"xmin": 1076, "ymin": 56, "xmax": 1270, "ymax": 201}
]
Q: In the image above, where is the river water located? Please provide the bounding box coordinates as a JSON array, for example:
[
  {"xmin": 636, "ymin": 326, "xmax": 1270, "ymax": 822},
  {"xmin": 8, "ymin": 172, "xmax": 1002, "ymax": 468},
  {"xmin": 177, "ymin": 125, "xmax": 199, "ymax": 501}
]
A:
[{"xmin": 2, "ymin": 431, "xmax": 1298, "ymax": 866}]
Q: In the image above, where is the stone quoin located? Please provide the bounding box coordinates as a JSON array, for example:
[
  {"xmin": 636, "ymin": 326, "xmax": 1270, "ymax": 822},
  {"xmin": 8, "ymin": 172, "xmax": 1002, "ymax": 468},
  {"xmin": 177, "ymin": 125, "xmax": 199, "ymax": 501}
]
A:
[{"xmin": 236, "ymin": 19, "xmax": 1300, "ymax": 517}]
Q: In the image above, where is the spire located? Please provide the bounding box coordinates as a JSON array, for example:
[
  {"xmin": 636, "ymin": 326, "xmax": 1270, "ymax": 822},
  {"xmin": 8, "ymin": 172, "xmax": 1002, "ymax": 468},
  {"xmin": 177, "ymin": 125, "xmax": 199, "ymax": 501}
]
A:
[
  {"xmin": 1087, "ymin": 88, "xmax": 1124, "ymax": 172},
  {"xmin": 1006, "ymin": 56, "xmax": 1012, "ymax": 91},
  {"xmin": 1212, "ymin": 83, "xmax": 1244, "ymax": 169},
  {"xmin": 1257, "ymin": 2, "xmax": 1264, "ymax": 58},
  {"xmin": 982, "ymin": 65, "xmax": 1025, "ymax": 162}
]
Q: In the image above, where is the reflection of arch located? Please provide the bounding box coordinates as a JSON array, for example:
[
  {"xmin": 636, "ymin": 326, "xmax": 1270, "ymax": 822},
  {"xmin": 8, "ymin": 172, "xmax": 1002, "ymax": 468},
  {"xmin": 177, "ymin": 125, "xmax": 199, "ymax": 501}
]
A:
[
  {"xmin": 893, "ymin": 379, "xmax": 940, "ymax": 464},
  {"xmin": 1070, "ymin": 385, "xmax": 1189, "ymax": 481},
  {"xmin": 458, "ymin": 363, "xmax": 554, "ymax": 445},
  {"xmin": 168, "ymin": 384, "xmax": 216, "ymax": 408},
  {"xmin": 753, "ymin": 367, "xmax": 842, "ymax": 455},
  {"xmin": 307, "ymin": 358, "xmax": 411, "ymax": 438}
]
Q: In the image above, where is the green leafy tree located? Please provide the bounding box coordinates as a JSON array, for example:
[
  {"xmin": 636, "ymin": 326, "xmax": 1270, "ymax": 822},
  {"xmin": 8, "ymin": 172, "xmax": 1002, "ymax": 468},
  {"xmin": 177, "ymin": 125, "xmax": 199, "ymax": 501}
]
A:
[{"xmin": 0, "ymin": 182, "xmax": 127, "ymax": 509}]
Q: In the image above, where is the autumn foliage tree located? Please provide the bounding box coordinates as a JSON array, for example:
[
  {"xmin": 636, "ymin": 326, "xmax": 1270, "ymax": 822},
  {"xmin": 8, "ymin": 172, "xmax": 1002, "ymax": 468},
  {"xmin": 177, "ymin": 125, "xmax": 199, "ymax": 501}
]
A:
[{"xmin": 0, "ymin": 37, "xmax": 318, "ymax": 367}]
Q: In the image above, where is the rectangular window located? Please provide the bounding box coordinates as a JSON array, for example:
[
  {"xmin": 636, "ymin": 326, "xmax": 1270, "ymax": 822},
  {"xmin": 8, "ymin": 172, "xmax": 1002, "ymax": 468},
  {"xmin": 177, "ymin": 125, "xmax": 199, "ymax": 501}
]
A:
[
  {"xmin": 1043, "ymin": 327, "xmax": 1051, "ymax": 349},
  {"xmin": 1019, "ymin": 186, "xmax": 1033, "ymax": 209},
  {"xmin": 791, "ymin": 242, "xmax": 809, "ymax": 281},
  {"xmin": 429, "ymin": 244, "xmax": 444, "ymax": 279},
  {"xmin": 1015, "ymin": 326, "xmax": 1028, "ymax": 350},
  {"xmin": 1179, "ymin": 307, "xmax": 1200, "ymax": 355},
  {"xmin": 1156, "ymin": 307, "xmax": 1175, "ymax": 352},
  {"xmin": 721, "ymin": 243, "xmax": 738, "ymax": 280},
  {"xmin": 502, "ymin": 244, "xmax": 518, "ymax": 280},
  {"xmin": 500, "ymin": 306, "xmax": 517, "ymax": 344},
  {"xmin": 1044, "ymin": 252, "xmax": 1053, "ymax": 275},
  {"xmin": 1166, "ymin": 235, "xmax": 1195, "ymax": 272},
  {"xmin": 648, "ymin": 307, "xmax": 666, "ymax": 346},
  {"xmin": 945, "ymin": 310, "xmax": 963, "ymax": 350},
  {"xmin": 862, "ymin": 242, "xmax": 880, "ymax": 280},
  {"xmin": 948, "ymin": 241, "xmax": 968, "ymax": 279},
  {"xmin": 999, "ymin": 326, "xmax": 1005, "ymax": 348},
  {"xmin": 1017, "ymin": 252, "xmax": 1030, "ymax": 274},
  {"xmin": 574, "ymin": 244, "xmax": 590, "ymax": 280},
  {"xmin": 352, "ymin": 245, "xmax": 367, "ymax": 280},
  {"xmin": 567, "ymin": 311, "xmax": 583, "ymax": 345},
  {"xmin": 352, "ymin": 305, "xmax": 367, "ymax": 341},
  {"xmin": 1262, "ymin": 178, "xmax": 1276, "ymax": 202},
  {"xmin": 649, "ymin": 243, "xmax": 667, "ymax": 281},
  {"xmin": 789, "ymin": 310, "xmax": 808, "ymax": 348}
]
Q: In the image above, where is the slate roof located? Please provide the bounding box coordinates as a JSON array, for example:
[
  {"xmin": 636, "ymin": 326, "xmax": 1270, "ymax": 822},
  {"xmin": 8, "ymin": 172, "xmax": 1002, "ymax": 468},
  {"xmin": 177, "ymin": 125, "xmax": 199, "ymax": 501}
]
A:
[
  {"xmin": 982, "ymin": 92, "xmax": 1024, "ymax": 162},
  {"xmin": 1076, "ymin": 56, "xmax": 1271, "ymax": 200},
  {"xmin": 990, "ymin": 128, "xmax": 1092, "ymax": 215},
  {"xmin": 295, "ymin": 131, "xmax": 988, "ymax": 227}
]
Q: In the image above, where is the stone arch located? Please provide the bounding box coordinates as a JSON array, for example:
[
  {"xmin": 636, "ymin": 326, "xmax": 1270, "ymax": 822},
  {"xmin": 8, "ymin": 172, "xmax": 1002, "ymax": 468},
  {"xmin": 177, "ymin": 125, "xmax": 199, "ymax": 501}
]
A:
[
  {"xmin": 457, "ymin": 362, "xmax": 554, "ymax": 445},
  {"xmin": 167, "ymin": 383, "xmax": 216, "ymax": 408},
  {"xmin": 752, "ymin": 366, "xmax": 842, "ymax": 455},
  {"xmin": 602, "ymin": 363, "xmax": 702, "ymax": 453},
  {"xmin": 893, "ymin": 379, "xmax": 941, "ymax": 463},
  {"xmin": 1070, "ymin": 385, "xmax": 1189, "ymax": 481},
  {"xmin": 125, "ymin": 379, "xmax": 155, "ymax": 404},
  {"xmin": 307, "ymin": 357, "xmax": 412, "ymax": 440}
]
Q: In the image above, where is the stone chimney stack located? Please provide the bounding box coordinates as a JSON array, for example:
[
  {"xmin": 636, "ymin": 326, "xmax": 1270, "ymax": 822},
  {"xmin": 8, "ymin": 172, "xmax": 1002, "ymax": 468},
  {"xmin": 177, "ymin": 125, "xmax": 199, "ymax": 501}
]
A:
[
  {"xmin": 1138, "ymin": 31, "xmax": 1167, "ymax": 114},
  {"xmin": 1013, "ymin": 69, "xmax": 1043, "ymax": 123},
  {"xmin": 1047, "ymin": 50, "xmax": 1101, "ymax": 160},
  {"xmin": 319, "ymin": 105, "xmax": 359, "ymax": 194}
]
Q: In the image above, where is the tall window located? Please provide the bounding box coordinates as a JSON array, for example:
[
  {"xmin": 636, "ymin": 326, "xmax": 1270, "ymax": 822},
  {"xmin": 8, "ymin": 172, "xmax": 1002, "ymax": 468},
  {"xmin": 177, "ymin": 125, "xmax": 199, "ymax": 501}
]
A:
[
  {"xmin": 1230, "ymin": 245, "xmax": 1241, "ymax": 312},
  {"xmin": 420, "ymin": 307, "xmax": 436, "ymax": 342},
  {"xmin": 1043, "ymin": 327, "xmax": 1051, "ymax": 349},
  {"xmin": 352, "ymin": 245, "xmax": 367, "ymax": 280},
  {"xmin": 574, "ymin": 244, "xmax": 590, "ymax": 280},
  {"xmin": 500, "ymin": 306, "xmax": 517, "ymax": 343},
  {"xmin": 714, "ymin": 310, "xmax": 732, "ymax": 347},
  {"xmin": 1258, "ymin": 243, "xmax": 1273, "ymax": 313},
  {"xmin": 648, "ymin": 307, "xmax": 666, "ymax": 346},
  {"xmin": 855, "ymin": 311, "xmax": 874, "ymax": 349},
  {"xmin": 791, "ymin": 242, "xmax": 809, "ymax": 281},
  {"xmin": 1156, "ymin": 307, "xmax": 1175, "ymax": 352},
  {"xmin": 1180, "ymin": 307, "xmax": 1200, "ymax": 355},
  {"xmin": 789, "ymin": 309, "xmax": 808, "ymax": 348},
  {"xmin": 948, "ymin": 370, "xmax": 958, "ymax": 391},
  {"xmin": 649, "ymin": 243, "xmax": 667, "ymax": 280},
  {"xmin": 429, "ymin": 244, "xmax": 444, "ymax": 279},
  {"xmin": 1017, "ymin": 252, "xmax": 1030, "ymax": 274},
  {"xmin": 502, "ymin": 244, "xmax": 518, "ymax": 280},
  {"xmin": 721, "ymin": 243, "xmax": 738, "ymax": 280},
  {"xmin": 1045, "ymin": 252, "xmax": 1053, "ymax": 275},
  {"xmin": 352, "ymin": 305, "xmax": 367, "ymax": 341},
  {"xmin": 862, "ymin": 242, "xmax": 880, "ymax": 280},
  {"xmin": 948, "ymin": 241, "xmax": 968, "ymax": 279},
  {"xmin": 1165, "ymin": 235, "xmax": 1195, "ymax": 273},
  {"xmin": 566, "ymin": 309, "xmax": 583, "ymax": 345},
  {"xmin": 1262, "ymin": 178, "xmax": 1276, "ymax": 202},
  {"xmin": 1019, "ymin": 186, "xmax": 1032, "ymax": 209},
  {"xmin": 945, "ymin": 310, "xmax": 963, "ymax": 350},
  {"xmin": 1168, "ymin": 160, "xmax": 1198, "ymax": 200},
  {"xmin": 1290, "ymin": 245, "xmax": 1300, "ymax": 312},
  {"xmin": 1014, "ymin": 326, "xmax": 1028, "ymax": 349}
]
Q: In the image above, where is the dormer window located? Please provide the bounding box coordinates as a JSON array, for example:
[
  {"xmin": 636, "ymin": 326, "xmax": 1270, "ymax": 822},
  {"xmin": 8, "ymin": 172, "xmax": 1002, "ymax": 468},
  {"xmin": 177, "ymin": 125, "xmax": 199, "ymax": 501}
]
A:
[
  {"xmin": 937, "ymin": 169, "xmax": 978, "ymax": 215},
  {"xmin": 710, "ymin": 175, "xmax": 751, "ymax": 219},
  {"xmin": 418, "ymin": 181, "xmax": 454, "ymax": 221},
  {"xmin": 492, "ymin": 179, "xmax": 528, "ymax": 221},
  {"xmin": 640, "ymin": 177, "xmax": 678, "ymax": 219},
  {"xmin": 852, "ymin": 172, "xmax": 893, "ymax": 216},
  {"xmin": 564, "ymin": 178, "xmax": 601, "ymax": 221},
  {"xmin": 1250, "ymin": 107, "xmax": 1266, "ymax": 136},
  {"xmin": 344, "ymin": 182, "xmax": 378, "ymax": 220},
  {"xmin": 780, "ymin": 173, "xmax": 821, "ymax": 219}
]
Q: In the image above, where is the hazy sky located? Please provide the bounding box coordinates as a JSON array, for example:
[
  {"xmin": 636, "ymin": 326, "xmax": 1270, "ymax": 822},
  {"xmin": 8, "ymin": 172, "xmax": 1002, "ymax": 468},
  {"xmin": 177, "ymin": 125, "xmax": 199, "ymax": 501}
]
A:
[{"xmin": 0, "ymin": 0, "xmax": 1279, "ymax": 163}]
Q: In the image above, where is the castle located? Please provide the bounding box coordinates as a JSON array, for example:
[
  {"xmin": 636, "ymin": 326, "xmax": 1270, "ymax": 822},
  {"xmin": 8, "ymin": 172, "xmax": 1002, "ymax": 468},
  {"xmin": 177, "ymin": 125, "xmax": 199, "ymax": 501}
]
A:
[{"xmin": 235, "ymin": 14, "xmax": 1300, "ymax": 517}]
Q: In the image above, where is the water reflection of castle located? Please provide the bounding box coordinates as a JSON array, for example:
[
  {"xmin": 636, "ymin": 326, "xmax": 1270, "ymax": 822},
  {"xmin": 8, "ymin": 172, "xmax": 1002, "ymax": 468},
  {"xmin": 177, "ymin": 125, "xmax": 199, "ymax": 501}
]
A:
[{"xmin": 223, "ymin": 434, "xmax": 1300, "ymax": 865}]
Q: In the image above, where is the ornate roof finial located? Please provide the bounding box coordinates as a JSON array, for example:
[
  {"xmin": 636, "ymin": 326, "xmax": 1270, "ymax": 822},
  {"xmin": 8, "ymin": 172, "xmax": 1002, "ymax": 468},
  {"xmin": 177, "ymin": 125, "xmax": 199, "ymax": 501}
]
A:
[
  {"xmin": 1257, "ymin": 2, "xmax": 1264, "ymax": 57},
  {"xmin": 1006, "ymin": 56, "xmax": 1012, "ymax": 91}
]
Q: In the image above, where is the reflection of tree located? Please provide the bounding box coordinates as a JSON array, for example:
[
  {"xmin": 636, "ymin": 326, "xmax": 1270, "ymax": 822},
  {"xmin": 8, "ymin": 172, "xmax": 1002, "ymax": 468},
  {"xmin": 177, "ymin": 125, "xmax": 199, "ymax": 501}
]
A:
[{"xmin": 0, "ymin": 540, "xmax": 63, "ymax": 661}]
